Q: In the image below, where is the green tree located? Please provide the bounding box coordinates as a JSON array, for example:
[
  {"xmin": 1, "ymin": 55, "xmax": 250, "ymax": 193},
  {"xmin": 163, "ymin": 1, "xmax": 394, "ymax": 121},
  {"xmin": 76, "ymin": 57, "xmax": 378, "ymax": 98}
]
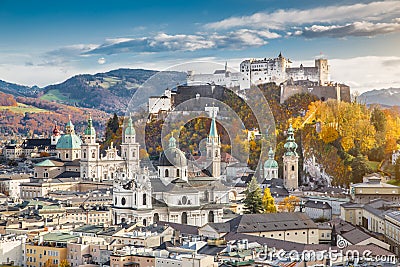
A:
[
  {"xmin": 351, "ymin": 154, "xmax": 373, "ymax": 183},
  {"xmin": 370, "ymin": 106, "xmax": 387, "ymax": 133},
  {"xmin": 105, "ymin": 113, "xmax": 119, "ymax": 141},
  {"xmin": 243, "ymin": 176, "xmax": 264, "ymax": 214},
  {"xmin": 262, "ymin": 187, "xmax": 277, "ymax": 213}
]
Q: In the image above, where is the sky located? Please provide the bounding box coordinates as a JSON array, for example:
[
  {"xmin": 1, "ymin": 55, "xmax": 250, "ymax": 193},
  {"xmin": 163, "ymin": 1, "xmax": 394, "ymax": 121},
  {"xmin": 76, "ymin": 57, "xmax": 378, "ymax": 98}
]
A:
[{"xmin": 1, "ymin": 0, "xmax": 400, "ymax": 93}]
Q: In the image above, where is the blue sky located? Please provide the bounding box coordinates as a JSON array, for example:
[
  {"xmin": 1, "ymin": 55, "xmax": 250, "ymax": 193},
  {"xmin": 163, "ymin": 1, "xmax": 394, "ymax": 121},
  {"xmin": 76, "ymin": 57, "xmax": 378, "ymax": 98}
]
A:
[{"xmin": 1, "ymin": 0, "xmax": 400, "ymax": 92}]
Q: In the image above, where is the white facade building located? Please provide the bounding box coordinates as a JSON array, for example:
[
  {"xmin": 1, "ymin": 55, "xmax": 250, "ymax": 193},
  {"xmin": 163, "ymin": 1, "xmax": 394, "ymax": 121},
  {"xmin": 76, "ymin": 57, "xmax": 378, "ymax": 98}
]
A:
[
  {"xmin": 240, "ymin": 53, "xmax": 330, "ymax": 86},
  {"xmin": 112, "ymin": 113, "xmax": 230, "ymax": 227},
  {"xmin": 187, "ymin": 63, "xmax": 251, "ymax": 90}
]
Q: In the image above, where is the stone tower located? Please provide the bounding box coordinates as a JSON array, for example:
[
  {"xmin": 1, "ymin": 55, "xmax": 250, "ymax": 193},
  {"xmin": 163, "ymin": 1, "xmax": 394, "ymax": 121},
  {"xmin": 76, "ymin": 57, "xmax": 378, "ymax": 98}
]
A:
[
  {"xmin": 80, "ymin": 113, "xmax": 100, "ymax": 180},
  {"xmin": 283, "ymin": 124, "xmax": 299, "ymax": 190},
  {"xmin": 315, "ymin": 58, "xmax": 330, "ymax": 86},
  {"xmin": 121, "ymin": 116, "xmax": 140, "ymax": 175},
  {"xmin": 206, "ymin": 110, "xmax": 221, "ymax": 178}
]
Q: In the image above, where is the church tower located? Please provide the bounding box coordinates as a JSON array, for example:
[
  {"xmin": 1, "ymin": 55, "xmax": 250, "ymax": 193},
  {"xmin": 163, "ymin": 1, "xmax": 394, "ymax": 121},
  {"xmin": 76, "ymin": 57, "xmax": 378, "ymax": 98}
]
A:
[
  {"xmin": 51, "ymin": 123, "xmax": 61, "ymax": 146},
  {"xmin": 283, "ymin": 124, "xmax": 299, "ymax": 190},
  {"xmin": 206, "ymin": 110, "xmax": 221, "ymax": 178},
  {"xmin": 112, "ymin": 170, "xmax": 153, "ymax": 226},
  {"xmin": 264, "ymin": 147, "xmax": 279, "ymax": 180},
  {"xmin": 120, "ymin": 116, "xmax": 140, "ymax": 174},
  {"xmin": 80, "ymin": 113, "xmax": 100, "ymax": 180}
]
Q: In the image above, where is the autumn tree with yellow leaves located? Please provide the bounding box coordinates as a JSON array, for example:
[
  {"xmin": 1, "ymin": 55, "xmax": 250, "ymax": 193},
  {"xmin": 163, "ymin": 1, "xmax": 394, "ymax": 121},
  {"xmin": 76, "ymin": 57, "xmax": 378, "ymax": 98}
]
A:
[
  {"xmin": 262, "ymin": 187, "xmax": 277, "ymax": 213},
  {"xmin": 278, "ymin": 196, "xmax": 300, "ymax": 212}
]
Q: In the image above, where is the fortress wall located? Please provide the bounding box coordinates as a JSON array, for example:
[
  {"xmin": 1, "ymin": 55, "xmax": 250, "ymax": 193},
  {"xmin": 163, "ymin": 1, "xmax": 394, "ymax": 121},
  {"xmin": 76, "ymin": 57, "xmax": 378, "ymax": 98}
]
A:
[{"xmin": 280, "ymin": 84, "xmax": 351, "ymax": 103}]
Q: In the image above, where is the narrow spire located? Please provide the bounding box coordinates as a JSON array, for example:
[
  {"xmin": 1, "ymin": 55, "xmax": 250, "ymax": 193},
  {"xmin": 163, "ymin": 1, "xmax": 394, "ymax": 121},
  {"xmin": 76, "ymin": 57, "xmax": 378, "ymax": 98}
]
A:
[
  {"xmin": 84, "ymin": 112, "xmax": 95, "ymax": 136},
  {"xmin": 209, "ymin": 105, "xmax": 218, "ymax": 139},
  {"xmin": 268, "ymin": 147, "xmax": 274, "ymax": 159},
  {"xmin": 169, "ymin": 134, "xmax": 176, "ymax": 148}
]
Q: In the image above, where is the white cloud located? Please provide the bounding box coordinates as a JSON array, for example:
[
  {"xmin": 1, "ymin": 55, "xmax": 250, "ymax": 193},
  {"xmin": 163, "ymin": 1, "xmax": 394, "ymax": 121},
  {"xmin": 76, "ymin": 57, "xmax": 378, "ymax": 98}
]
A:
[
  {"xmin": 301, "ymin": 20, "xmax": 400, "ymax": 38},
  {"xmin": 85, "ymin": 30, "xmax": 279, "ymax": 55},
  {"xmin": 205, "ymin": 1, "xmax": 400, "ymax": 30}
]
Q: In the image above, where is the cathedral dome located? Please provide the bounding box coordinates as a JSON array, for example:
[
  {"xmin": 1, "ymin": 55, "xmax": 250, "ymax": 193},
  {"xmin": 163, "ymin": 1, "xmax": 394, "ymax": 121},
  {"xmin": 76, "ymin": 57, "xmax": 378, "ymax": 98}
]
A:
[
  {"xmin": 159, "ymin": 147, "xmax": 187, "ymax": 167},
  {"xmin": 56, "ymin": 118, "xmax": 82, "ymax": 149},
  {"xmin": 158, "ymin": 135, "xmax": 187, "ymax": 167},
  {"xmin": 56, "ymin": 134, "xmax": 82, "ymax": 149}
]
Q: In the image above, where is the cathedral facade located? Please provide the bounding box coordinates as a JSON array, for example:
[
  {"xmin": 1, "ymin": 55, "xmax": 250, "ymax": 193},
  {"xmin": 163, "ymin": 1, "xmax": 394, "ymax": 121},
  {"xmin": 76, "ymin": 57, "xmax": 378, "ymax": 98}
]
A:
[{"xmin": 112, "ymin": 112, "xmax": 231, "ymax": 227}]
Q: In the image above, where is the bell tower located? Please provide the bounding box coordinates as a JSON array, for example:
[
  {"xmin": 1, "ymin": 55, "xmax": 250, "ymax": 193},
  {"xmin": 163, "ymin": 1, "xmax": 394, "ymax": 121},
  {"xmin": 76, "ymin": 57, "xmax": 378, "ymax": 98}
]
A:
[
  {"xmin": 206, "ymin": 109, "xmax": 221, "ymax": 178},
  {"xmin": 283, "ymin": 124, "xmax": 299, "ymax": 190},
  {"xmin": 120, "ymin": 116, "xmax": 140, "ymax": 174},
  {"xmin": 80, "ymin": 113, "xmax": 100, "ymax": 180}
]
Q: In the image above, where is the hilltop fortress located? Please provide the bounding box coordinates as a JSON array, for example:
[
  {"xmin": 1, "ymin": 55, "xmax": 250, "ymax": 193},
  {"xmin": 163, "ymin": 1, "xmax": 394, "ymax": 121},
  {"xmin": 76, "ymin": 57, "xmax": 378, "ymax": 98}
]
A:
[
  {"xmin": 240, "ymin": 53, "xmax": 350, "ymax": 103},
  {"xmin": 240, "ymin": 52, "xmax": 329, "ymax": 86},
  {"xmin": 186, "ymin": 53, "xmax": 351, "ymax": 103}
]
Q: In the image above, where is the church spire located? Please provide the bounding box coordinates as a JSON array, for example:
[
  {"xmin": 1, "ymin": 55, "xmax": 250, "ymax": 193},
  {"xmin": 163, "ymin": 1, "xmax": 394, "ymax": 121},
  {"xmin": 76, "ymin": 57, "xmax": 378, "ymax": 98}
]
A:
[
  {"xmin": 169, "ymin": 134, "xmax": 176, "ymax": 148},
  {"xmin": 124, "ymin": 115, "xmax": 135, "ymax": 136},
  {"xmin": 284, "ymin": 124, "xmax": 298, "ymax": 156},
  {"xmin": 65, "ymin": 115, "xmax": 75, "ymax": 134},
  {"xmin": 208, "ymin": 106, "xmax": 219, "ymax": 144},
  {"xmin": 84, "ymin": 113, "xmax": 96, "ymax": 136}
]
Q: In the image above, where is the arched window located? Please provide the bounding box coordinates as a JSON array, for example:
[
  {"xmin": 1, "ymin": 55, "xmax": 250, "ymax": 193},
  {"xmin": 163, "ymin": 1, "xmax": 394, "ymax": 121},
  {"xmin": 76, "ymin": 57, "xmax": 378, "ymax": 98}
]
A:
[
  {"xmin": 92, "ymin": 152, "xmax": 95, "ymax": 159},
  {"xmin": 153, "ymin": 213, "xmax": 160, "ymax": 223},
  {"xmin": 181, "ymin": 212, "xmax": 188, "ymax": 225},
  {"xmin": 83, "ymin": 152, "xmax": 86, "ymax": 158},
  {"xmin": 134, "ymin": 193, "xmax": 137, "ymax": 205},
  {"xmin": 143, "ymin": 219, "xmax": 147, "ymax": 226},
  {"xmin": 66, "ymin": 153, "xmax": 69, "ymax": 159},
  {"xmin": 177, "ymin": 169, "xmax": 180, "ymax": 177},
  {"xmin": 208, "ymin": 211, "xmax": 215, "ymax": 223},
  {"xmin": 165, "ymin": 169, "xmax": 169, "ymax": 177},
  {"xmin": 121, "ymin": 197, "xmax": 126, "ymax": 206},
  {"xmin": 143, "ymin": 193, "xmax": 147, "ymax": 205},
  {"xmin": 292, "ymin": 165, "xmax": 295, "ymax": 171},
  {"xmin": 114, "ymin": 198, "xmax": 117, "ymax": 205}
]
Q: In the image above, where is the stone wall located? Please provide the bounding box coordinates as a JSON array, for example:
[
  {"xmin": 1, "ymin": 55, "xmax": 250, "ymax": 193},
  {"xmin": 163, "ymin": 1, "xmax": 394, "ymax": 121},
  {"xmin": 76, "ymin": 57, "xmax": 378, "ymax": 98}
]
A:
[{"xmin": 280, "ymin": 84, "xmax": 351, "ymax": 103}]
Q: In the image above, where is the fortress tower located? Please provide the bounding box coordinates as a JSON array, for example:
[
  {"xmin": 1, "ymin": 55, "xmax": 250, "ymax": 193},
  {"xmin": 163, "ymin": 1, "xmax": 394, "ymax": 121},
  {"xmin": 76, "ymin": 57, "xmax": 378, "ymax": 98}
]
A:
[{"xmin": 315, "ymin": 58, "xmax": 330, "ymax": 86}]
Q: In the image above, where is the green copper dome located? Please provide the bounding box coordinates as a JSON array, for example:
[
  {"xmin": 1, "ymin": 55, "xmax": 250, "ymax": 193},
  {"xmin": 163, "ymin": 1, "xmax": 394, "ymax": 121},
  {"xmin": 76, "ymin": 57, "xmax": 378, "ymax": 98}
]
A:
[
  {"xmin": 264, "ymin": 147, "xmax": 278, "ymax": 169},
  {"xmin": 56, "ymin": 134, "xmax": 82, "ymax": 149},
  {"xmin": 125, "ymin": 116, "xmax": 135, "ymax": 136},
  {"xmin": 56, "ymin": 118, "xmax": 82, "ymax": 149}
]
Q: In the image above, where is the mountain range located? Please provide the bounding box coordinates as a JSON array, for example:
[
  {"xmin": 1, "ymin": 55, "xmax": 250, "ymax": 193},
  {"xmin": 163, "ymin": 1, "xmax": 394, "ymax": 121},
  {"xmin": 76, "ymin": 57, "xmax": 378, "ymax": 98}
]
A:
[
  {"xmin": 359, "ymin": 88, "xmax": 400, "ymax": 107},
  {"xmin": 1, "ymin": 69, "xmax": 399, "ymax": 115},
  {"xmin": 0, "ymin": 69, "xmax": 186, "ymax": 114}
]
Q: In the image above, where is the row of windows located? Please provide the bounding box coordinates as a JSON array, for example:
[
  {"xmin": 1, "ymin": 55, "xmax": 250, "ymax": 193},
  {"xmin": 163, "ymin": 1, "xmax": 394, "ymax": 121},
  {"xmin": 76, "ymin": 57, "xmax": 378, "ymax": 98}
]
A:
[{"xmin": 117, "ymin": 194, "xmax": 147, "ymax": 206}]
